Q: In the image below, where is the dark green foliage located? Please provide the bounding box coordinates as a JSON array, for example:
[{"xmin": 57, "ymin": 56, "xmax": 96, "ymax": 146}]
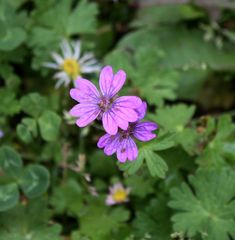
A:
[{"xmin": 169, "ymin": 169, "xmax": 235, "ymax": 240}]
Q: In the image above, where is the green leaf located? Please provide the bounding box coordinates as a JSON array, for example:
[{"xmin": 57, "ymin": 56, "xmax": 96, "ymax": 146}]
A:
[
  {"xmin": 222, "ymin": 142, "xmax": 235, "ymax": 161},
  {"xmin": 125, "ymin": 173, "xmax": 155, "ymax": 198},
  {"xmin": 17, "ymin": 118, "xmax": 38, "ymax": 143},
  {"xmin": 29, "ymin": 0, "xmax": 98, "ymax": 69},
  {"xmin": 216, "ymin": 114, "xmax": 235, "ymax": 140},
  {"xmin": 0, "ymin": 183, "xmax": 19, "ymax": 212},
  {"xmin": 20, "ymin": 93, "xmax": 48, "ymax": 118},
  {"xmin": 176, "ymin": 127, "xmax": 198, "ymax": 153},
  {"xmin": 132, "ymin": 4, "xmax": 204, "ymax": 27},
  {"xmin": 0, "ymin": 64, "xmax": 21, "ymax": 90},
  {"xmin": 50, "ymin": 179, "xmax": 83, "ymax": 215},
  {"xmin": 156, "ymin": 104, "xmax": 195, "ymax": 132},
  {"xmin": 104, "ymin": 49, "xmax": 134, "ymax": 74},
  {"xmin": 0, "ymin": 1, "xmax": 27, "ymax": 51},
  {"xmin": 169, "ymin": 169, "xmax": 235, "ymax": 240},
  {"xmin": 118, "ymin": 27, "xmax": 235, "ymax": 71},
  {"xmin": 67, "ymin": 0, "xmax": 98, "ymax": 34},
  {"xmin": 145, "ymin": 134, "xmax": 175, "ymax": 151},
  {"xmin": 0, "ymin": 198, "xmax": 62, "ymax": 239},
  {"xmin": 105, "ymin": 47, "xmax": 179, "ymax": 106},
  {"xmin": 19, "ymin": 164, "xmax": 50, "ymax": 198},
  {"xmin": 0, "ymin": 146, "xmax": 23, "ymax": 178},
  {"xmin": 0, "ymin": 26, "xmax": 26, "ymax": 51},
  {"xmin": 38, "ymin": 110, "xmax": 61, "ymax": 141},
  {"xmin": 196, "ymin": 115, "xmax": 235, "ymax": 168},
  {"xmin": 79, "ymin": 198, "xmax": 130, "ymax": 239},
  {"xmin": 120, "ymin": 135, "xmax": 172, "ymax": 178},
  {"xmin": 144, "ymin": 150, "xmax": 168, "ymax": 178},
  {"xmin": 133, "ymin": 196, "xmax": 172, "ymax": 239},
  {"xmin": 0, "ymin": 88, "xmax": 21, "ymax": 116},
  {"xmin": 118, "ymin": 154, "xmax": 144, "ymax": 175}
]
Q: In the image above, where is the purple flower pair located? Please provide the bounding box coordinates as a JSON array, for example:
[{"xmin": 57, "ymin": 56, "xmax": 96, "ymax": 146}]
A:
[{"xmin": 70, "ymin": 66, "xmax": 158, "ymax": 163}]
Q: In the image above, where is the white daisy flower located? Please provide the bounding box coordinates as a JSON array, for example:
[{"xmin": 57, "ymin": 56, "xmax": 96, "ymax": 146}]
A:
[{"xmin": 44, "ymin": 39, "xmax": 100, "ymax": 88}]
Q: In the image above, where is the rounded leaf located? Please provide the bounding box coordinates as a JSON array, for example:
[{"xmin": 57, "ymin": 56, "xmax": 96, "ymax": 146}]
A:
[
  {"xmin": 16, "ymin": 118, "xmax": 38, "ymax": 143},
  {"xmin": 19, "ymin": 164, "xmax": 50, "ymax": 198},
  {"xmin": 0, "ymin": 183, "xmax": 19, "ymax": 212},
  {"xmin": 38, "ymin": 111, "xmax": 61, "ymax": 142},
  {"xmin": 0, "ymin": 146, "xmax": 23, "ymax": 177},
  {"xmin": 20, "ymin": 93, "xmax": 48, "ymax": 117}
]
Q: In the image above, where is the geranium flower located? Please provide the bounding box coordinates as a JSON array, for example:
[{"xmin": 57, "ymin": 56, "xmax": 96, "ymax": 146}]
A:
[
  {"xmin": 97, "ymin": 102, "xmax": 158, "ymax": 162},
  {"xmin": 106, "ymin": 183, "xmax": 130, "ymax": 205},
  {"xmin": 44, "ymin": 39, "xmax": 100, "ymax": 88},
  {"xmin": 69, "ymin": 66, "xmax": 142, "ymax": 135}
]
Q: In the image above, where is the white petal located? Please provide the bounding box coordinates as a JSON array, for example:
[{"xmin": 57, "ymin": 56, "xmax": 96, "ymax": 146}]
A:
[
  {"xmin": 51, "ymin": 52, "xmax": 64, "ymax": 65},
  {"xmin": 53, "ymin": 71, "xmax": 67, "ymax": 79},
  {"xmin": 53, "ymin": 72, "xmax": 71, "ymax": 88},
  {"xmin": 55, "ymin": 78, "xmax": 64, "ymax": 88},
  {"xmin": 81, "ymin": 59, "xmax": 97, "ymax": 65},
  {"xmin": 60, "ymin": 39, "xmax": 73, "ymax": 58},
  {"xmin": 72, "ymin": 40, "xmax": 81, "ymax": 59},
  {"xmin": 43, "ymin": 62, "xmax": 59, "ymax": 69},
  {"xmin": 79, "ymin": 53, "xmax": 95, "ymax": 64},
  {"xmin": 81, "ymin": 65, "xmax": 101, "ymax": 73},
  {"xmin": 55, "ymin": 77, "xmax": 70, "ymax": 88}
]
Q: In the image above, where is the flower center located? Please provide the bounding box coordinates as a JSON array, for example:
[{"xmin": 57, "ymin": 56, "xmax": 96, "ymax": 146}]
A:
[
  {"xmin": 112, "ymin": 189, "xmax": 128, "ymax": 202},
  {"xmin": 99, "ymin": 97, "xmax": 111, "ymax": 112},
  {"xmin": 120, "ymin": 124, "xmax": 135, "ymax": 139},
  {"xmin": 62, "ymin": 58, "xmax": 80, "ymax": 79}
]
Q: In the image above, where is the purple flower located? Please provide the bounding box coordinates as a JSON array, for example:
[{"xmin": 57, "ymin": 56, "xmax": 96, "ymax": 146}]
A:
[
  {"xmin": 69, "ymin": 66, "xmax": 142, "ymax": 135},
  {"xmin": 0, "ymin": 129, "xmax": 4, "ymax": 139},
  {"xmin": 97, "ymin": 102, "xmax": 158, "ymax": 163}
]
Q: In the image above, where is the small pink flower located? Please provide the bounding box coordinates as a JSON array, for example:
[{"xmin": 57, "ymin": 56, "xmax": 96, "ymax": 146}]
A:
[
  {"xmin": 98, "ymin": 102, "xmax": 158, "ymax": 163},
  {"xmin": 106, "ymin": 183, "xmax": 131, "ymax": 206},
  {"xmin": 69, "ymin": 66, "xmax": 142, "ymax": 135}
]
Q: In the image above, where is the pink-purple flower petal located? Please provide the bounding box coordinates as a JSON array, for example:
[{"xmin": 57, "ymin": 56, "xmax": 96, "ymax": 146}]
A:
[
  {"xmin": 102, "ymin": 112, "xmax": 118, "ymax": 135},
  {"xmin": 114, "ymin": 96, "xmax": 142, "ymax": 108},
  {"xmin": 71, "ymin": 78, "xmax": 100, "ymax": 103},
  {"xmin": 136, "ymin": 101, "xmax": 147, "ymax": 120},
  {"xmin": 99, "ymin": 66, "xmax": 114, "ymax": 96},
  {"xmin": 133, "ymin": 122, "xmax": 158, "ymax": 141},
  {"xmin": 76, "ymin": 109, "xmax": 100, "ymax": 127},
  {"xmin": 117, "ymin": 141, "xmax": 128, "ymax": 163},
  {"xmin": 135, "ymin": 122, "xmax": 158, "ymax": 131},
  {"xmin": 99, "ymin": 66, "xmax": 126, "ymax": 98},
  {"xmin": 110, "ymin": 110, "xmax": 129, "ymax": 130},
  {"xmin": 109, "ymin": 69, "xmax": 126, "ymax": 97},
  {"xmin": 113, "ymin": 107, "xmax": 139, "ymax": 123},
  {"xmin": 126, "ymin": 138, "xmax": 138, "ymax": 161},
  {"xmin": 70, "ymin": 103, "xmax": 99, "ymax": 117},
  {"xmin": 97, "ymin": 133, "xmax": 111, "ymax": 148},
  {"xmin": 104, "ymin": 135, "xmax": 119, "ymax": 156},
  {"xmin": 106, "ymin": 195, "xmax": 116, "ymax": 205},
  {"xmin": 116, "ymin": 137, "xmax": 138, "ymax": 162}
]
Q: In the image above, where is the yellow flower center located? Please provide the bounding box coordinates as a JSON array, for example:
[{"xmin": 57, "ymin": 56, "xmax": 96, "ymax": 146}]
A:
[
  {"xmin": 62, "ymin": 58, "xmax": 80, "ymax": 79},
  {"xmin": 112, "ymin": 189, "xmax": 128, "ymax": 202}
]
